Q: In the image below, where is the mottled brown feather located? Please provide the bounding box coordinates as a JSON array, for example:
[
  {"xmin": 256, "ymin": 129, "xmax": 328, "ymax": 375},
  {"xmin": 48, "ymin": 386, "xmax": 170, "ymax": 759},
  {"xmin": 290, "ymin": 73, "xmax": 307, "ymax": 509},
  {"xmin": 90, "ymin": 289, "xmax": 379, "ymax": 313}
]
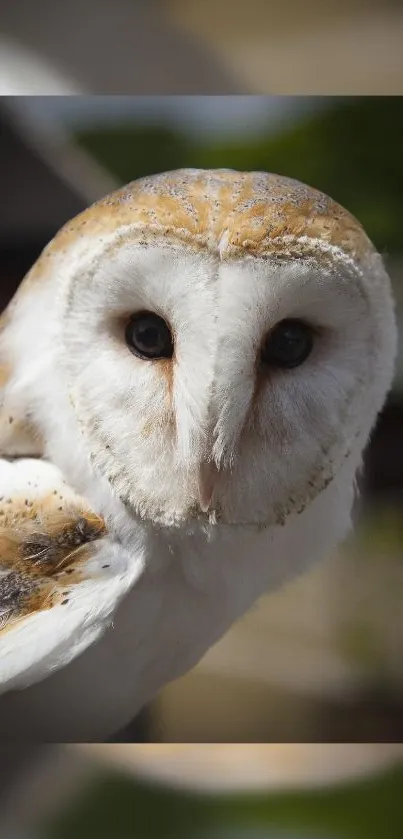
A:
[{"xmin": 0, "ymin": 500, "xmax": 107, "ymax": 632}]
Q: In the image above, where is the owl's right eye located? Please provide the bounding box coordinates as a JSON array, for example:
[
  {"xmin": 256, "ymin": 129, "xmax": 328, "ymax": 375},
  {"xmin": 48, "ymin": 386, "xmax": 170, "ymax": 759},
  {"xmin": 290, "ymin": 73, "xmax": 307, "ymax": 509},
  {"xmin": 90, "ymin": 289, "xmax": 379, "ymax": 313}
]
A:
[{"xmin": 125, "ymin": 312, "xmax": 174, "ymax": 360}]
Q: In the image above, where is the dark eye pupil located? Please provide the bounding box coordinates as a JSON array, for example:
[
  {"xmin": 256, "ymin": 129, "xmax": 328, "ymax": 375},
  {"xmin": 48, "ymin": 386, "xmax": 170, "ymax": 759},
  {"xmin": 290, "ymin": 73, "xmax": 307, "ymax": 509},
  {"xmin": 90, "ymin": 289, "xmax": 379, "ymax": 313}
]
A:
[
  {"xmin": 125, "ymin": 312, "xmax": 173, "ymax": 360},
  {"xmin": 138, "ymin": 325, "xmax": 160, "ymax": 349},
  {"xmin": 261, "ymin": 319, "xmax": 314, "ymax": 369}
]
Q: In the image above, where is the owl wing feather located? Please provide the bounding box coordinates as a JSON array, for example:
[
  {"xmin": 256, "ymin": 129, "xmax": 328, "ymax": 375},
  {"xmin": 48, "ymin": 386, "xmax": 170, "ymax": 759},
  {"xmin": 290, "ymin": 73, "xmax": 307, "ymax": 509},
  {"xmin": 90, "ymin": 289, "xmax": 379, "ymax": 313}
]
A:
[
  {"xmin": 0, "ymin": 309, "xmax": 44, "ymax": 458},
  {"xmin": 0, "ymin": 458, "xmax": 144, "ymax": 695},
  {"xmin": 0, "ymin": 311, "xmax": 144, "ymax": 694}
]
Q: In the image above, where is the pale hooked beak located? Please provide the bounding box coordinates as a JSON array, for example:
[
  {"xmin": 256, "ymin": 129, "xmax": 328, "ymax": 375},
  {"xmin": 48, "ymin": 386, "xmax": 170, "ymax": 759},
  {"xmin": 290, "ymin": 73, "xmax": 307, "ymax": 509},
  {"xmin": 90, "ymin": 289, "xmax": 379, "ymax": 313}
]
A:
[{"xmin": 198, "ymin": 461, "xmax": 219, "ymax": 513}]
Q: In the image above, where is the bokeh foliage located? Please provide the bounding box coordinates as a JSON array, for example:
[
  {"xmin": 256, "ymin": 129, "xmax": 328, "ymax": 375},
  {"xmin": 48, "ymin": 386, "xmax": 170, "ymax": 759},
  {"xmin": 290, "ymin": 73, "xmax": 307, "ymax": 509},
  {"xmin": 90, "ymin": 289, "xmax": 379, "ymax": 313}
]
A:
[
  {"xmin": 44, "ymin": 761, "xmax": 403, "ymax": 839},
  {"xmin": 76, "ymin": 97, "xmax": 403, "ymax": 256}
]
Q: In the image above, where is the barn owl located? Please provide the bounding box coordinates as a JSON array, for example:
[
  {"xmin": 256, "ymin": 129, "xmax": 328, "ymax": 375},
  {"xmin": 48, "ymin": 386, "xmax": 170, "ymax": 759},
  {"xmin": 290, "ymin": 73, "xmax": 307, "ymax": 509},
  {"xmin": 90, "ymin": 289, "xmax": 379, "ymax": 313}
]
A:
[{"xmin": 0, "ymin": 169, "xmax": 396, "ymax": 741}]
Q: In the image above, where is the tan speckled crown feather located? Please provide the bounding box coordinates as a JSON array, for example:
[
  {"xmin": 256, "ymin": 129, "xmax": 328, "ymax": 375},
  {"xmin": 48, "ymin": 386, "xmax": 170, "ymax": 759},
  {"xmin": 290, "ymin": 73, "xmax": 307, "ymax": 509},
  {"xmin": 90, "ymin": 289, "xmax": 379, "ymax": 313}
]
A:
[{"xmin": 26, "ymin": 170, "xmax": 375, "ymax": 287}]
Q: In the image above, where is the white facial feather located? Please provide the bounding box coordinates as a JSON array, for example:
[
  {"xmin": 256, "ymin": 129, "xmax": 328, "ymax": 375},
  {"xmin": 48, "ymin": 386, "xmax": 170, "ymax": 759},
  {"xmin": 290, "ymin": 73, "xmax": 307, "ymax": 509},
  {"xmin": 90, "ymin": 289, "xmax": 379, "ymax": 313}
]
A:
[{"xmin": 0, "ymin": 169, "xmax": 397, "ymax": 740}]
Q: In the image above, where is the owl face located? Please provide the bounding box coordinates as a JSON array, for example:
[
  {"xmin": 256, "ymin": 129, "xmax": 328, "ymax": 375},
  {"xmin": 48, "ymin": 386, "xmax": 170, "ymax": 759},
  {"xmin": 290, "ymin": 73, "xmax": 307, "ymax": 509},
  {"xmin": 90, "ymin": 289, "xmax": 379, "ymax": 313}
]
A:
[{"xmin": 4, "ymin": 170, "xmax": 397, "ymax": 529}]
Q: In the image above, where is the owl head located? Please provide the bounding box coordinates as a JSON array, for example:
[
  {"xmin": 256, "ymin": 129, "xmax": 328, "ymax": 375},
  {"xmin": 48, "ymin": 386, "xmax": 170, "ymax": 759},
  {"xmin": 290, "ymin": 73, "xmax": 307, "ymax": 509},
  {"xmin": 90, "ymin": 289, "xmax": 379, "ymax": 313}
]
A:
[{"xmin": 0, "ymin": 169, "xmax": 397, "ymax": 531}]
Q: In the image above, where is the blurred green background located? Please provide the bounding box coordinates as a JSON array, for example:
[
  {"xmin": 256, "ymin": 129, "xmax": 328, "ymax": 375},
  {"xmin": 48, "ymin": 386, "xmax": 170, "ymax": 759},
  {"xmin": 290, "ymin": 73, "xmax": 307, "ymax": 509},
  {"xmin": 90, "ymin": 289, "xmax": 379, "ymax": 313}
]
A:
[
  {"xmin": 42, "ymin": 751, "xmax": 403, "ymax": 839},
  {"xmin": 76, "ymin": 97, "xmax": 403, "ymax": 259}
]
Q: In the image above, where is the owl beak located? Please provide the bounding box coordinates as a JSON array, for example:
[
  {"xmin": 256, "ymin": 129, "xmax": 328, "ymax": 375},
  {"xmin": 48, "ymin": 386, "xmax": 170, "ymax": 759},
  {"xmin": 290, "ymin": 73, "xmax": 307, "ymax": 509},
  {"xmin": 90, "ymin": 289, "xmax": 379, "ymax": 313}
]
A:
[{"xmin": 198, "ymin": 461, "xmax": 219, "ymax": 512}]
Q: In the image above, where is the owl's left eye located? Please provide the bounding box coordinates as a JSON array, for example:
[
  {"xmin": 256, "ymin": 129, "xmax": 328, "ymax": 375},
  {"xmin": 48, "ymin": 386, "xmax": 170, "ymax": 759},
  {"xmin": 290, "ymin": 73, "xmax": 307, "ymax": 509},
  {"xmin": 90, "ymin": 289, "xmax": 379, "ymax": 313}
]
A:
[
  {"xmin": 125, "ymin": 312, "xmax": 174, "ymax": 360},
  {"xmin": 261, "ymin": 319, "xmax": 314, "ymax": 369}
]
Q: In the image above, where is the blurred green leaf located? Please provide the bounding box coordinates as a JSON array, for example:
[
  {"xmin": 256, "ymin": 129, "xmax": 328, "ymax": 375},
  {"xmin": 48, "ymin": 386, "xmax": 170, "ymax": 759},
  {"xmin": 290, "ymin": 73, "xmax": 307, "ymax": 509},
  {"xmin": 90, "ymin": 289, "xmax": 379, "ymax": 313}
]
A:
[{"xmin": 43, "ymin": 762, "xmax": 403, "ymax": 839}]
